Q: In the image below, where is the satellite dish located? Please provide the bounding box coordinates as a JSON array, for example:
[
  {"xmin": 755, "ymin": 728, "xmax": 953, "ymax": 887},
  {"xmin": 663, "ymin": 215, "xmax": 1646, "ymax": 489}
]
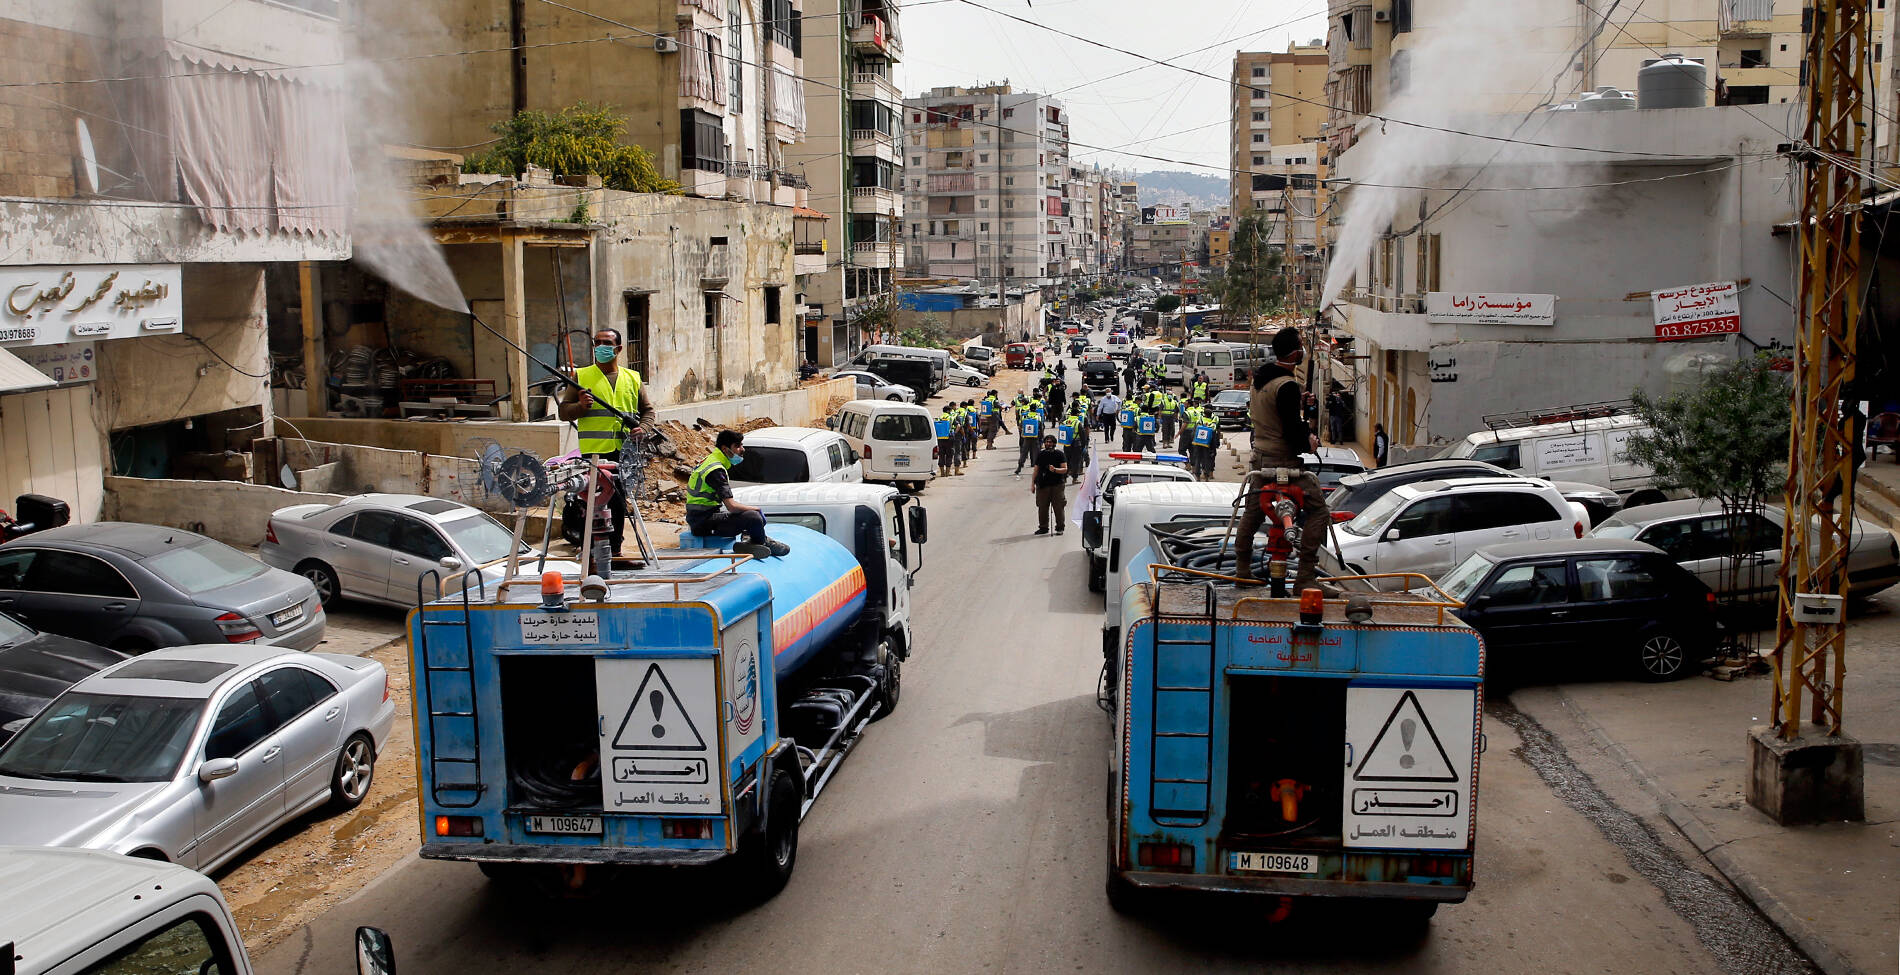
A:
[
  {"xmin": 73, "ymin": 118, "xmax": 100, "ymax": 196},
  {"xmin": 279, "ymin": 463, "xmax": 297, "ymax": 489}
]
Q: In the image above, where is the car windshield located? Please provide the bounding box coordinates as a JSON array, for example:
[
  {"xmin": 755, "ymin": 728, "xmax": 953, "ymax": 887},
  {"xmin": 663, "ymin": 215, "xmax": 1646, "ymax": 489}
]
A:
[
  {"xmin": 1437, "ymin": 553, "xmax": 1497, "ymax": 602},
  {"xmin": 1339, "ymin": 490, "xmax": 1410, "ymax": 536},
  {"xmin": 443, "ymin": 512, "xmax": 519, "ymax": 563},
  {"xmin": 0, "ymin": 692, "xmax": 202, "ymax": 782},
  {"xmin": 141, "ymin": 539, "xmax": 267, "ymax": 595},
  {"xmin": 872, "ymin": 413, "xmax": 932, "ymax": 441},
  {"xmin": 1213, "ymin": 392, "xmax": 1248, "ymax": 406},
  {"xmin": 1589, "ymin": 514, "xmax": 1645, "ymax": 540},
  {"xmin": 0, "ymin": 612, "xmax": 31, "ymax": 646}
]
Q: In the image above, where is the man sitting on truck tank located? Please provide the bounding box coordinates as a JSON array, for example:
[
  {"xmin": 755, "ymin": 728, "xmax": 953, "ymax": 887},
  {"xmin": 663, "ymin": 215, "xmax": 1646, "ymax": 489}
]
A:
[{"xmin": 685, "ymin": 430, "xmax": 792, "ymax": 557}]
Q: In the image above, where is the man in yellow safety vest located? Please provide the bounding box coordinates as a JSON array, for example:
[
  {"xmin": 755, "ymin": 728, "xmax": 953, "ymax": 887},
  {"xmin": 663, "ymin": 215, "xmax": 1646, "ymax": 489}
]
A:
[{"xmin": 558, "ymin": 328, "xmax": 655, "ymax": 555}]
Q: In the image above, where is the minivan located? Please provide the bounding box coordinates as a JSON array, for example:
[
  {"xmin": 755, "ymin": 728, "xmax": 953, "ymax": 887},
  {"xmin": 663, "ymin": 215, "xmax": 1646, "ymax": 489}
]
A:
[
  {"xmin": 852, "ymin": 344, "xmax": 949, "ymax": 393},
  {"xmin": 834, "ymin": 400, "xmax": 938, "ymax": 492},
  {"xmin": 732, "ymin": 426, "xmax": 864, "ymax": 486},
  {"xmin": 1103, "ymin": 332, "xmax": 1134, "ymax": 358},
  {"xmin": 1436, "ymin": 413, "xmax": 1671, "ymax": 505}
]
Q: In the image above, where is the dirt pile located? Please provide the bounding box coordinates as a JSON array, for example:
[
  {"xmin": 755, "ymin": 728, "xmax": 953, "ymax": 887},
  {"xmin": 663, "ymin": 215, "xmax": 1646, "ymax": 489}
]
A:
[{"xmin": 635, "ymin": 416, "xmax": 780, "ymax": 526}]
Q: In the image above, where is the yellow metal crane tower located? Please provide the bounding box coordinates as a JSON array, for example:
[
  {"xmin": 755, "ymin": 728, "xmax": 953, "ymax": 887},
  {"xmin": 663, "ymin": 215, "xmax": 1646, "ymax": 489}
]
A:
[{"xmin": 1749, "ymin": 0, "xmax": 1870, "ymax": 824}]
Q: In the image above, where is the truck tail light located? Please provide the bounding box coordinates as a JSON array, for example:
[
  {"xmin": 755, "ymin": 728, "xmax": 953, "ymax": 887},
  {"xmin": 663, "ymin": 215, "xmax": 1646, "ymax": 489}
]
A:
[
  {"xmin": 661, "ymin": 819, "xmax": 714, "ymax": 840},
  {"xmin": 263, "ymin": 523, "xmax": 279, "ymax": 545},
  {"xmin": 435, "ymin": 815, "xmax": 483, "ymax": 837},
  {"xmin": 1137, "ymin": 842, "xmax": 1194, "ymax": 868},
  {"xmin": 214, "ymin": 612, "xmax": 262, "ymax": 643}
]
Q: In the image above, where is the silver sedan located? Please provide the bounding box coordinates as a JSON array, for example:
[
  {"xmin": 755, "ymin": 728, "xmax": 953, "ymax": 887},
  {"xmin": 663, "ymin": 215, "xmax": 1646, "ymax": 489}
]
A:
[
  {"xmin": 260, "ymin": 494, "xmax": 580, "ymax": 609},
  {"xmin": 0, "ymin": 645, "xmax": 396, "ymax": 873}
]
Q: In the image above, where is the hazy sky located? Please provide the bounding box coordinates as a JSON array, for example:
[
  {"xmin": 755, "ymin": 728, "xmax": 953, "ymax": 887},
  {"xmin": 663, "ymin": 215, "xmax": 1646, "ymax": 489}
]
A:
[{"xmin": 899, "ymin": 0, "xmax": 1330, "ymax": 176}]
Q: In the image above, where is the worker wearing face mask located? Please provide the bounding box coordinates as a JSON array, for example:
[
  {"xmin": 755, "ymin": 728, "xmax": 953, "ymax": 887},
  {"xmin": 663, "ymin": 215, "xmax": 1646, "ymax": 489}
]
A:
[
  {"xmin": 558, "ymin": 328, "xmax": 655, "ymax": 555},
  {"xmin": 685, "ymin": 430, "xmax": 790, "ymax": 557}
]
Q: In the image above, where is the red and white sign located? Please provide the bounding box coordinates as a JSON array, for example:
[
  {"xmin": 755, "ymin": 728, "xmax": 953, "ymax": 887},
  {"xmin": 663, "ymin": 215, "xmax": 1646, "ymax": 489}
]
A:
[{"xmin": 1652, "ymin": 280, "xmax": 1740, "ymax": 341}]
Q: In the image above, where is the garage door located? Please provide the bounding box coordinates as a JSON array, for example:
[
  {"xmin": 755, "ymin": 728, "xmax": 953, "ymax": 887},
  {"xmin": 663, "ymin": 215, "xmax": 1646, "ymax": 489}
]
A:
[{"xmin": 0, "ymin": 385, "xmax": 105, "ymax": 523}]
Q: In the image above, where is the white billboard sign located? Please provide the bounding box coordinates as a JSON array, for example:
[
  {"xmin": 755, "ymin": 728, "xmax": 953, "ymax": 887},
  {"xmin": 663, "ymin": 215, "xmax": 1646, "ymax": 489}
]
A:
[
  {"xmin": 0, "ymin": 264, "xmax": 182, "ymax": 347},
  {"xmin": 1425, "ymin": 292, "xmax": 1556, "ymax": 327},
  {"xmin": 1652, "ymin": 280, "xmax": 1740, "ymax": 341}
]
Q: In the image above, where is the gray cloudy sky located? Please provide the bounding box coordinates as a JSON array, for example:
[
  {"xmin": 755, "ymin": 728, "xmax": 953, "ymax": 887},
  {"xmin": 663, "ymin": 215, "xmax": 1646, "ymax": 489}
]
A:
[{"xmin": 899, "ymin": 0, "xmax": 1330, "ymax": 175}]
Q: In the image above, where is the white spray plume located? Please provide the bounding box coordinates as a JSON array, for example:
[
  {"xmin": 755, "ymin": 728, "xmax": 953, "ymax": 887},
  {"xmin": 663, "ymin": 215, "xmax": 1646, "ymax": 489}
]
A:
[
  {"xmin": 342, "ymin": 12, "xmax": 469, "ymax": 315},
  {"xmin": 1320, "ymin": 0, "xmax": 1590, "ymax": 310}
]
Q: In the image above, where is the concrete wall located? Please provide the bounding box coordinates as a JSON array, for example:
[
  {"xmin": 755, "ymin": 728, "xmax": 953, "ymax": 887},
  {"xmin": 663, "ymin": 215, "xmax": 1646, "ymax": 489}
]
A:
[
  {"xmin": 105, "ymin": 476, "xmax": 343, "ymax": 548},
  {"xmin": 654, "ymin": 376, "xmax": 852, "ymax": 429},
  {"xmin": 97, "ymin": 264, "xmax": 273, "ymax": 431},
  {"xmin": 894, "ymin": 292, "xmax": 1044, "ymax": 343},
  {"xmin": 282, "ymin": 418, "xmax": 574, "ymax": 459}
]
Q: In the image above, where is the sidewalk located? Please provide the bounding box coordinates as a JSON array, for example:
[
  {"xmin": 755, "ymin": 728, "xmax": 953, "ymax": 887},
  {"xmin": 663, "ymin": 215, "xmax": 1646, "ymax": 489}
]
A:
[{"xmin": 1514, "ymin": 608, "xmax": 1900, "ymax": 975}]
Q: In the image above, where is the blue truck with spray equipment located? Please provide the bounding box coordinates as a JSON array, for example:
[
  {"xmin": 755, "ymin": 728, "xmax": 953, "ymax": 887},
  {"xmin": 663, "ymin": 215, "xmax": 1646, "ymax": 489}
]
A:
[
  {"xmin": 1105, "ymin": 493, "xmax": 1485, "ymax": 922},
  {"xmin": 407, "ymin": 484, "xmax": 924, "ymax": 894}
]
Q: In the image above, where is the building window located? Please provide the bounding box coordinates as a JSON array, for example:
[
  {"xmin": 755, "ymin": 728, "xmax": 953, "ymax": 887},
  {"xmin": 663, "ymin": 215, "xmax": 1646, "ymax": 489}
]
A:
[
  {"xmin": 1252, "ymin": 87, "xmax": 1265, "ymax": 98},
  {"xmin": 1392, "ymin": 0, "xmax": 1412, "ymax": 32},
  {"xmin": 1252, "ymin": 154, "xmax": 1264, "ymax": 165},
  {"xmin": 1251, "ymin": 66, "xmax": 1265, "ymax": 78},
  {"xmin": 1251, "ymin": 134, "xmax": 1265, "ymax": 143},
  {"xmin": 980, "ymin": 198, "xmax": 989, "ymax": 208},
  {"xmin": 624, "ymin": 293, "xmax": 650, "ymax": 378},
  {"xmin": 729, "ymin": 0, "xmax": 744, "ymax": 113},
  {"xmin": 1002, "ymin": 107, "xmax": 1014, "ymax": 118},
  {"xmin": 1252, "ymin": 111, "xmax": 1265, "ymax": 122},
  {"xmin": 979, "ymin": 222, "xmax": 989, "ymax": 231},
  {"xmin": 1004, "ymin": 176, "xmax": 1014, "ymax": 186},
  {"xmin": 764, "ymin": 286, "xmax": 782, "ymax": 325},
  {"xmin": 979, "ymin": 152, "xmax": 989, "ymax": 162},
  {"xmin": 681, "ymin": 109, "xmax": 728, "ymax": 172},
  {"xmin": 704, "ymin": 292, "xmax": 720, "ymax": 329},
  {"xmin": 911, "ymin": 155, "xmax": 922, "ymax": 165}
]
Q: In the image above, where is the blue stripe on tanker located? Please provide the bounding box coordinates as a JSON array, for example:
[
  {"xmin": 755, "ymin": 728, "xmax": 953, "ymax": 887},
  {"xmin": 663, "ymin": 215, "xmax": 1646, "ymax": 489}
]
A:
[{"xmin": 680, "ymin": 524, "xmax": 868, "ymax": 680}]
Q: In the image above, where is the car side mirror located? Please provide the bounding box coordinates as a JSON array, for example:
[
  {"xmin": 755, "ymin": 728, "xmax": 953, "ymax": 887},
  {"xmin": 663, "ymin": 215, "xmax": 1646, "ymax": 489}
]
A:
[
  {"xmin": 355, "ymin": 927, "xmax": 396, "ymax": 975},
  {"xmin": 1384, "ymin": 528, "xmax": 1402, "ymax": 542},
  {"xmin": 1082, "ymin": 510, "xmax": 1104, "ymax": 548},
  {"xmin": 198, "ymin": 758, "xmax": 239, "ymax": 783},
  {"xmin": 438, "ymin": 556, "xmax": 463, "ymax": 571},
  {"xmin": 1464, "ymin": 594, "xmax": 1490, "ymax": 610},
  {"xmin": 907, "ymin": 506, "xmax": 928, "ymax": 544}
]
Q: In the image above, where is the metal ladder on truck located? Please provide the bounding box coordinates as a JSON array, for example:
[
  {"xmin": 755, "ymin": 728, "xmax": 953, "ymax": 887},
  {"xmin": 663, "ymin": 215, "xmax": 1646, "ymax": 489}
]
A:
[
  {"xmin": 1148, "ymin": 581, "xmax": 1219, "ymax": 828},
  {"xmin": 415, "ymin": 573, "xmax": 486, "ymax": 808}
]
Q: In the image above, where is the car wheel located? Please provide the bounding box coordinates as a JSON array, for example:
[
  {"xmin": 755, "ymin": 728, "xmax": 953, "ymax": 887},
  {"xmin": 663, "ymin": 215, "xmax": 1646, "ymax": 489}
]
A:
[
  {"xmin": 329, "ymin": 732, "xmax": 377, "ymax": 809},
  {"xmin": 296, "ymin": 560, "xmax": 341, "ymax": 608},
  {"xmin": 886, "ymin": 393, "xmax": 902, "ymax": 401},
  {"xmin": 1635, "ymin": 630, "xmax": 1690, "ymax": 682}
]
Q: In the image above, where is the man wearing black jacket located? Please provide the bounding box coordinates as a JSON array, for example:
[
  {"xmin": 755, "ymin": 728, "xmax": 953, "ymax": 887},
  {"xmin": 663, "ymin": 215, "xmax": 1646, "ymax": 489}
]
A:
[{"xmin": 1233, "ymin": 327, "xmax": 1330, "ymax": 590}]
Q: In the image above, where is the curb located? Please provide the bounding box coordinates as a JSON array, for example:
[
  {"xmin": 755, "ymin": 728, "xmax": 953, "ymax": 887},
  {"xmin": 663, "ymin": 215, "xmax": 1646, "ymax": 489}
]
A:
[{"xmin": 1552, "ymin": 687, "xmax": 1864, "ymax": 975}]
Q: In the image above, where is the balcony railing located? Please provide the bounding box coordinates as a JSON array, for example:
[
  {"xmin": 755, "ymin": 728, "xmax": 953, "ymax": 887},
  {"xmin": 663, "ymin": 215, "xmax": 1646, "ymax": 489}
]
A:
[
  {"xmin": 851, "ymin": 71, "xmax": 903, "ymax": 101},
  {"xmin": 795, "ymin": 241, "xmax": 826, "ymax": 255}
]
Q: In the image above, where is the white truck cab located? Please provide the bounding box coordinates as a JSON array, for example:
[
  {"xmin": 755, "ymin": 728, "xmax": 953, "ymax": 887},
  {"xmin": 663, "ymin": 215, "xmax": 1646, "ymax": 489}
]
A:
[
  {"xmin": 1088, "ymin": 481, "xmax": 1254, "ymax": 657},
  {"xmin": 1078, "ymin": 462, "xmax": 1197, "ymax": 592},
  {"xmin": 0, "ymin": 846, "xmax": 390, "ymax": 975},
  {"xmin": 727, "ymin": 483, "xmax": 925, "ymax": 658}
]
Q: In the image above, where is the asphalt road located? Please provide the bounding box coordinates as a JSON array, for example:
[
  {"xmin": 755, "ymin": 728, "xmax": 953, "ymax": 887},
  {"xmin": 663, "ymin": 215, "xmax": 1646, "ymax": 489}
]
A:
[{"xmin": 257, "ymin": 348, "xmax": 1759, "ymax": 975}]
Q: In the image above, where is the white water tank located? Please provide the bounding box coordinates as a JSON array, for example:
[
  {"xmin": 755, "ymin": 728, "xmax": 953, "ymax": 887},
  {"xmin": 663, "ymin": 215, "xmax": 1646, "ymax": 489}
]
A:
[
  {"xmin": 1577, "ymin": 86, "xmax": 1637, "ymax": 111},
  {"xmin": 1638, "ymin": 54, "xmax": 1708, "ymax": 109}
]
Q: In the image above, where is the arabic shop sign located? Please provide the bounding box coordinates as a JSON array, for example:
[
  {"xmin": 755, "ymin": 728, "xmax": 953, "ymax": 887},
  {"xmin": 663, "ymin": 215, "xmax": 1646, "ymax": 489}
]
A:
[
  {"xmin": 0, "ymin": 264, "xmax": 183, "ymax": 347},
  {"xmin": 1651, "ymin": 280, "xmax": 1740, "ymax": 341},
  {"xmin": 1424, "ymin": 292, "xmax": 1556, "ymax": 327}
]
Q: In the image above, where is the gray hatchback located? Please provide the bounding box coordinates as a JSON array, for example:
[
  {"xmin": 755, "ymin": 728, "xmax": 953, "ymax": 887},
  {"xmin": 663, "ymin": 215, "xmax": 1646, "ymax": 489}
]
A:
[{"xmin": 0, "ymin": 524, "xmax": 324, "ymax": 654}]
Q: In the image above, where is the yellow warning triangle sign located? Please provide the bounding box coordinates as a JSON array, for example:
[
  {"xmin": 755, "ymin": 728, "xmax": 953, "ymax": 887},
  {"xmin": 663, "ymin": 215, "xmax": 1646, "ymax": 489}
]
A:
[{"xmin": 611, "ymin": 663, "xmax": 707, "ymax": 752}]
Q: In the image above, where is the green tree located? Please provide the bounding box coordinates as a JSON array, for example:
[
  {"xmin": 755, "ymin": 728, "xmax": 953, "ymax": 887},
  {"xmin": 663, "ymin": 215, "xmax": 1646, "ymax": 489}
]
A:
[
  {"xmin": 1216, "ymin": 212, "xmax": 1286, "ymax": 324},
  {"xmin": 1622, "ymin": 355, "xmax": 1791, "ymax": 605},
  {"xmin": 897, "ymin": 313, "xmax": 953, "ymax": 350},
  {"xmin": 1153, "ymin": 294, "xmax": 1182, "ymax": 314},
  {"xmin": 465, "ymin": 103, "xmax": 680, "ymax": 194}
]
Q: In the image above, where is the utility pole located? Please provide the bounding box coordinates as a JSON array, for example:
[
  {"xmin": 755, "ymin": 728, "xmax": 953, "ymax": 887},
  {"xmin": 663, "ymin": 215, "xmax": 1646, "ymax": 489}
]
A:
[{"xmin": 1749, "ymin": 0, "xmax": 1868, "ymax": 825}]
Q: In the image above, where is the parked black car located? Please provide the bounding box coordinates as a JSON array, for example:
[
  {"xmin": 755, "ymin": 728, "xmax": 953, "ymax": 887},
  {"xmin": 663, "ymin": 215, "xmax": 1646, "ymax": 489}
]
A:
[
  {"xmin": 0, "ymin": 610, "xmax": 124, "ymax": 742},
  {"xmin": 1434, "ymin": 538, "xmax": 1719, "ymax": 682}
]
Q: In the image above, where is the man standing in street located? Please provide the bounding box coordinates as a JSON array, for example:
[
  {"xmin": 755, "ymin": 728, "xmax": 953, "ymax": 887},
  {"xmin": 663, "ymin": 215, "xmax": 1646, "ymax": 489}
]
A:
[
  {"xmin": 1014, "ymin": 397, "xmax": 1044, "ymax": 476},
  {"xmin": 1233, "ymin": 327, "xmax": 1330, "ymax": 590},
  {"xmin": 558, "ymin": 328, "xmax": 655, "ymax": 556},
  {"xmin": 1031, "ymin": 433, "xmax": 1070, "ymax": 535},
  {"xmin": 685, "ymin": 430, "xmax": 791, "ymax": 558},
  {"xmin": 1373, "ymin": 423, "xmax": 1390, "ymax": 468},
  {"xmin": 981, "ymin": 390, "xmax": 1008, "ymax": 448},
  {"xmin": 1096, "ymin": 390, "xmax": 1121, "ymax": 443}
]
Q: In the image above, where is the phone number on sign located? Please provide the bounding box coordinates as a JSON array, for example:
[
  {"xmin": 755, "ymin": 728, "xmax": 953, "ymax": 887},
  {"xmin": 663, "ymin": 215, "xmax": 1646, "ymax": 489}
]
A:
[{"xmin": 1655, "ymin": 317, "xmax": 1740, "ymax": 340}]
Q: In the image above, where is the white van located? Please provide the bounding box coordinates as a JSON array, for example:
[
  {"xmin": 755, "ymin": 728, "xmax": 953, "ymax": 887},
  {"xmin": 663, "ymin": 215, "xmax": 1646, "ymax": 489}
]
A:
[
  {"xmin": 1088, "ymin": 481, "xmax": 1254, "ymax": 658},
  {"xmin": 834, "ymin": 400, "xmax": 938, "ymax": 492},
  {"xmin": 1079, "ymin": 461, "xmax": 1197, "ymax": 591},
  {"xmin": 1160, "ymin": 350, "xmax": 1185, "ymax": 386},
  {"xmin": 0, "ymin": 846, "xmax": 388, "ymax": 975},
  {"xmin": 1437, "ymin": 413, "xmax": 1670, "ymax": 505},
  {"xmin": 733, "ymin": 426, "xmax": 864, "ymax": 486},
  {"xmin": 1103, "ymin": 332, "xmax": 1134, "ymax": 358}
]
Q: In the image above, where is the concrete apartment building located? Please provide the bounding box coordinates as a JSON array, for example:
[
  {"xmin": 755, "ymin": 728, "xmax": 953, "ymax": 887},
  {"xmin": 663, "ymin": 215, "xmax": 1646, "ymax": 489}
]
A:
[
  {"xmin": 0, "ymin": 0, "xmax": 351, "ymax": 523},
  {"xmin": 785, "ymin": 0, "xmax": 904, "ymax": 366},
  {"xmin": 902, "ymin": 85, "xmax": 1074, "ymax": 289},
  {"xmin": 1229, "ymin": 43, "xmax": 1328, "ymax": 218}
]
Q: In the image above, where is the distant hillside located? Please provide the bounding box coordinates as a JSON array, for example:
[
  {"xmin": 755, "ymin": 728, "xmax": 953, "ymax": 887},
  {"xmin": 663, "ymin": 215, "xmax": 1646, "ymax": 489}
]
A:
[{"xmin": 1130, "ymin": 170, "xmax": 1228, "ymax": 210}]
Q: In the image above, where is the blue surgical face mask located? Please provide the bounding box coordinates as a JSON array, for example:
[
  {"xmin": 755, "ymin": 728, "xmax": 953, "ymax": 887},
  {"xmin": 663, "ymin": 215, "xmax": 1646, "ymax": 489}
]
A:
[
  {"xmin": 729, "ymin": 450, "xmax": 743, "ymax": 465},
  {"xmin": 593, "ymin": 345, "xmax": 617, "ymax": 364}
]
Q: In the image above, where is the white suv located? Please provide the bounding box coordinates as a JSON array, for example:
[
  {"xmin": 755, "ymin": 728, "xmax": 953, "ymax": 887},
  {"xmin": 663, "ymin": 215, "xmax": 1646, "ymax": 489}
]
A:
[{"xmin": 1323, "ymin": 477, "xmax": 1589, "ymax": 589}]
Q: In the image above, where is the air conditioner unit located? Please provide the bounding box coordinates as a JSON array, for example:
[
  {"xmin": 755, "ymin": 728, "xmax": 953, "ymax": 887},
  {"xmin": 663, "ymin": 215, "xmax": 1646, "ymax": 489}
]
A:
[
  {"xmin": 1372, "ymin": 8, "xmax": 1390, "ymax": 21},
  {"xmin": 654, "ymin": 36, "xmax": 680, "ymax": 53}
]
